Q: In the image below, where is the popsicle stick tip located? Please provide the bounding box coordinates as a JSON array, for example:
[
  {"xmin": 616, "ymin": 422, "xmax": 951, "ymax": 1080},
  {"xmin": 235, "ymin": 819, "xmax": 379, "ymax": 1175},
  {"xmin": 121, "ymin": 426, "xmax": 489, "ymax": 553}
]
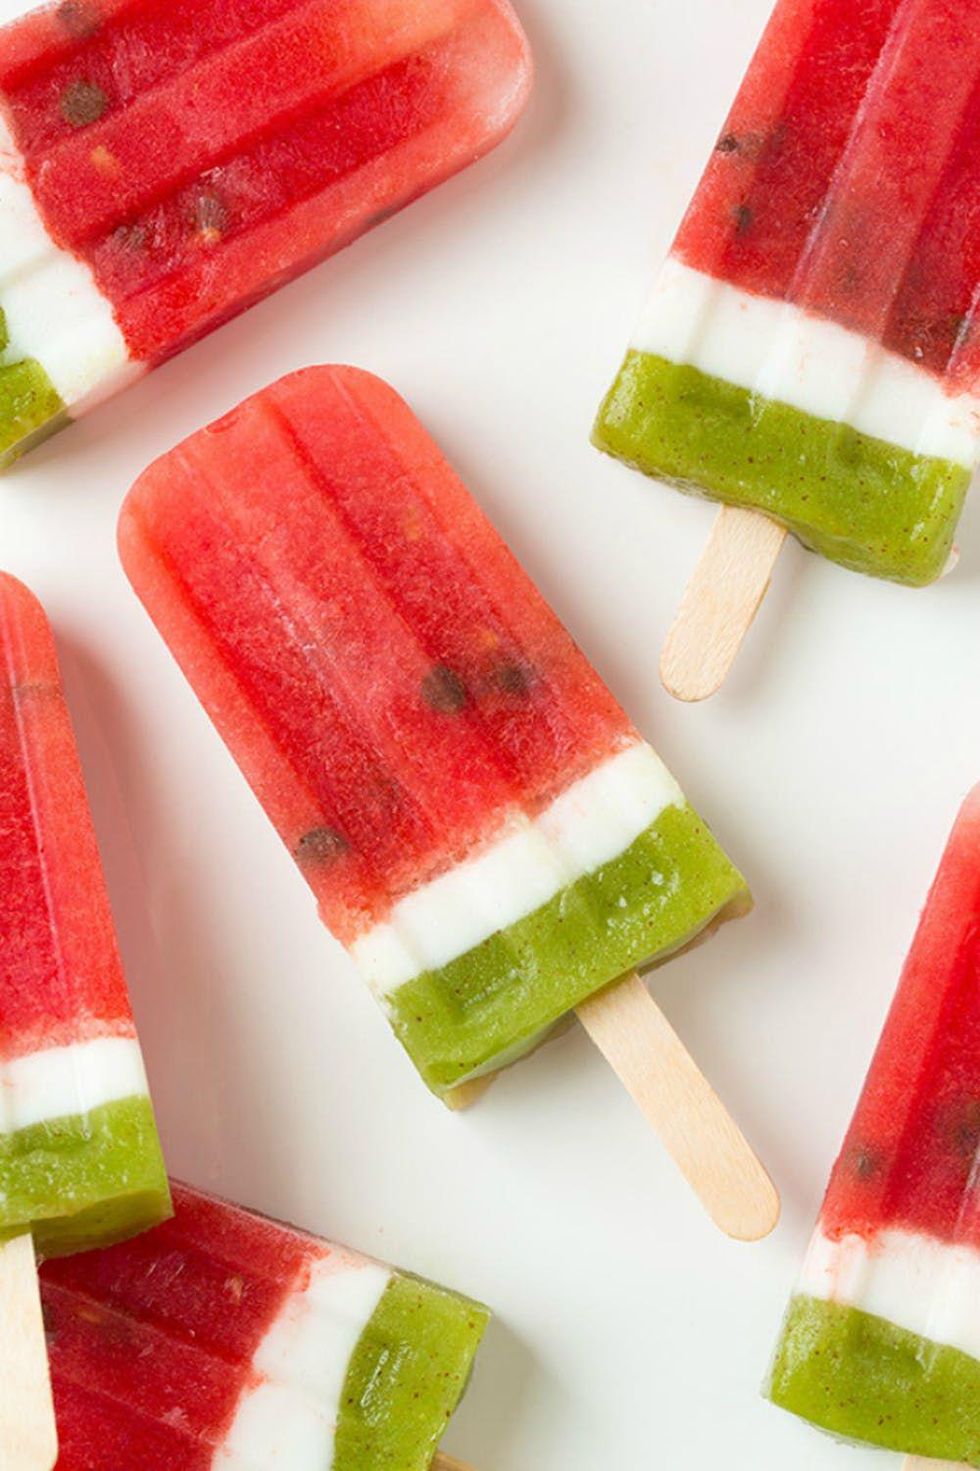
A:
[
  {"xmin": 577, "ymin": 973, "xmax": 780, "ymax": 1241},
  {"xmin": 442, "ymin": 1074, "xmax": 496, "ymax": 1111},
  {"xmin": 661, "ymin": 506, "xmax": 787, "ymax": 702},
  {"xmin": 432, "ymin": 1454, "xmax": 478, "ymax": 1471},
  {"xmin": 0, "ymin": 1233, "xmax": 58, "ymax": 1471},
  {"xmin": 901, "ymin": 1460, "xmax": 973, "ymax": 1470}
]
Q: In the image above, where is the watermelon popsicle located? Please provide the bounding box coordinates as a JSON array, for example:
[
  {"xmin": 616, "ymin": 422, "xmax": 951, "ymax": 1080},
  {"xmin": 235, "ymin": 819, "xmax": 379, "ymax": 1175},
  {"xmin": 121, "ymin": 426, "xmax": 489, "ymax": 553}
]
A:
[
  {"xmin": 768, "ymin": 789, "xmax": 980, "ymax": 1464},
  {"xmin": 0, "ymin": 573, "xmax": 169, "ymax": 1469},
  {"xmin": 41, "ymin": 1179, "xmax": 490, "ymax": 1471},
  {"xmin": 594, "ymin": 0, "xmax": 980, "ymax": 699},
  {"xmin": 119, "ymin": 365, "xmax": 778, "ymax": 1240},
  {"xmin": 0, "ymin": 572, "xmax": 169, "ymax": 1253},
  {"xmin": 0, "ymin": 0, "xmax": 530, "ymax": 467}
]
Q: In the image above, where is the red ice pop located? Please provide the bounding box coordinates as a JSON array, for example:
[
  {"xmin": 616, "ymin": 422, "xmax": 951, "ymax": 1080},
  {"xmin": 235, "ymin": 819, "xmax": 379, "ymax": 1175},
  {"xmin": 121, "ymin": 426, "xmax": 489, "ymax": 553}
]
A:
[
  {"xmin": 770, "ymin": 789, "xmax": 980, "ymax": 1463},
  {"xmin": 0, "ymin": 0, "xmax": 531, "ymax": 464},
  {"xmin": 0, "ymin": 572, "xmax": 170, "ymax": 1470},
  {"xmin": 41, "ymin": 1180, "xmax": 489, "ymax": 1470}
]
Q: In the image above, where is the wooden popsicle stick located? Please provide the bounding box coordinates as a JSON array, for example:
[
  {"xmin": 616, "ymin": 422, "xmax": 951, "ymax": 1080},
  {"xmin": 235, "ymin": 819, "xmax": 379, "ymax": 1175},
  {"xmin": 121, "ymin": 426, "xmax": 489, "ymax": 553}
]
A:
[
  {"xmin": 902, "ymin": 1460, "xmax": 972, "ymax": 1469},
  {"xmin": 443, "ymin": 1073, "xmax": 497, "ymax": 1111},
  {"xmin": 432, "ymin": 1455, "xmax": 477, "ymax": 1471},
  {"xmin": 661, "ymin": 505, "xmax": 786, "ymax": 702},
  {"xmin": 577, "ymin": 971, "xmax": 780, "ymax": 1241},
  {"xmin": 0, "ymin": 1232, "xmax": 57, "ymax": 1471}
]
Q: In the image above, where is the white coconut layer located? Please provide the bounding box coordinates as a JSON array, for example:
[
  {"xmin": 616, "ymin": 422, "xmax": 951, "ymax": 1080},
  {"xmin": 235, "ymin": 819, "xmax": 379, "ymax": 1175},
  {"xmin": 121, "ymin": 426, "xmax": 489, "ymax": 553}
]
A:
[
  {"xmin": 799, "ymin": 1225, "xmax": 980, "ymax": 1363},
  {"xmin": 0, "ymin": 111, "xmax": 139, "ymax": 415},
  {"xmin": 631, "ymin": 257, "xmax": 980, "ymax": 469},
  {"xmin": 0, "ymin": 1035, "xmax": 149, "ymax": 1136},
  {"xmin": 350, "ymin": 740, "xmax": 684, "ymax": 996},
  {"xmin": 215, "ymin": 1254, "xmax": 392, "ymax": 1470}
]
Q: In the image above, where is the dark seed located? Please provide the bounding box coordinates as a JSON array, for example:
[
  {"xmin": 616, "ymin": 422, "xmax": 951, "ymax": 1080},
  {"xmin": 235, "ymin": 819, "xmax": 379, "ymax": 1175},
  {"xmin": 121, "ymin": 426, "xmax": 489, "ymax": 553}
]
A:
[
  {"xmin": 495, "ymin": 662, "xmax": 533, "ymax": 697},
  {"xmin": 850, "ymin": 1143, "xmax": 883, "ymax": 1181},
  {"xmin": 295, "ymin": 827, "xmax": 349, "ymax": 865},
  {"xmin": 716, "ymin": 132, "xmax": 740, "ymax": 154},
  {"xmin": 732, "ymin": 203, "xmax": 754, "ymax": 236},
  {"xmin": 421, "ymin": 665, "xmax": 467, "ymax": 714},
  {"xmin": 60, "ymin": 79, "xmax": 108, "ymax": 128},
  {"xmin": 57, "ymin": 0, "xmax": 101, "ymax": 37},
  {"xmin": 940, "ymin": 1097, "xmax": 980, "ymax": 1159}
]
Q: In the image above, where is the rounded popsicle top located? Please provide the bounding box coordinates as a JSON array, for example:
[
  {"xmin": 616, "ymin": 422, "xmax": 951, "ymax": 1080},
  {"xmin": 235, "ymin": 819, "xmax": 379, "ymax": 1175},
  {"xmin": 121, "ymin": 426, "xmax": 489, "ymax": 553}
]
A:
[{"xmin": 0, "ymin": 569, "xmax": 58, "ymax": 671}]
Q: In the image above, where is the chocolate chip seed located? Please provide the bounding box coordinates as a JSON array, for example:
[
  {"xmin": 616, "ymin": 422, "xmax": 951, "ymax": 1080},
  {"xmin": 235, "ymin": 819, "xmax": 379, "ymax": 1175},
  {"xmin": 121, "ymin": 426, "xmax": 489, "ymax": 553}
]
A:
[
  {"xmin": 851, "ymin": 1143, "xmax": 883, "ymax": 1181},
  {"xmin": 421, "ymin": 665, "xmax": 468, "ymax": 713},
  {"xmin": 942, "ymin": 1098, "xmax": 980, "ymax": 1158},
  {"xmin": 61, "ymin": 79, "xmax": 108, "ymax": 128},
  {"xmin": 57, "ymin": 0, "xmax": 101, "ymax": 38},
  {"xmin": 295, "ymin": 827, "xmax": 348, "ymax": 865},
  {"xmin": 496, "ymin": 662, "xmax": 533, "ymax": 697}
]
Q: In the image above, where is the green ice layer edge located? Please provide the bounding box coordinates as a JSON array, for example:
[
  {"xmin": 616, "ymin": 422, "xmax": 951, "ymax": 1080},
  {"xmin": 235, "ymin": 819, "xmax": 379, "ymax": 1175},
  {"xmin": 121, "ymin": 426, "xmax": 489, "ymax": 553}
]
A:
[
  {"xmin": 594, "ymin": 349, "xmax": 970, "ymax": 586},
  {"xmin": 0, "ymin": 308, "xmax": 68, "ymax": 469},
  {"xmin": 767, "ymin": 1294, "xmax": 980, "ymax": 1465},
  {"xmin": 338, "ymin": 1274, "xmax": 490, "ymax": 1469},
  {"xmin": 0, "ymin": 1095, "xmax": 171, "ymax": 1258},
  {"xmin": 387, "ymin": 802, "xmax": 750, "ymax": 1096}
]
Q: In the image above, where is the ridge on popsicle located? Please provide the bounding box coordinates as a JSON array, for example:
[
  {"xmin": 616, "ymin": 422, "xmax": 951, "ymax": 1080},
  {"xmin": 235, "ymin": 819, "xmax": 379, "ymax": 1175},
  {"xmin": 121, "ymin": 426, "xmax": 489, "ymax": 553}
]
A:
[
  {"xmin": 768, "ymin": 786, "xmax": 980, "ymax": 1466},
  {"xmin": 594, "ymin": 0, "xmax": 980, "ymax": 699},
  {"xmin": 0, "ymin": 0, "xmax": 532, "ymax": 466},
  {"xmin": 118, "ymin": 364, "xmax": 778, "ymax": 1242}
]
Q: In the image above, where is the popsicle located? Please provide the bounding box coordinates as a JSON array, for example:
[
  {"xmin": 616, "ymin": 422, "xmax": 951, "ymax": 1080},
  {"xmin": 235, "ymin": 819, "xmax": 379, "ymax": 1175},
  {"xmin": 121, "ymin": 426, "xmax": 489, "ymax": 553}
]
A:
[
  {"xmin": 0, "ymin": 572, "xmax": 169, "ymax": 1253},
  {"xmin": 768, "ymin": 788, "xmax": 980, "ymax": 1464},
  {"xmin": 593, "ymin": 0, "xmax": 980, "ymax": 699},
  {"xmin": 40, "ymin": 1178, "xmax": 489, "ymax": 1470},
  {"xmin": 0, "ymin": 0, "xmax": 531, "ymax": 467},
  {"xmin": 0, "ymin": 571, "xmax": 170, "ymax": 1468},
  {"xmin": 119, "ymin": 364, "xmax": 779, "ymax": 1240}
]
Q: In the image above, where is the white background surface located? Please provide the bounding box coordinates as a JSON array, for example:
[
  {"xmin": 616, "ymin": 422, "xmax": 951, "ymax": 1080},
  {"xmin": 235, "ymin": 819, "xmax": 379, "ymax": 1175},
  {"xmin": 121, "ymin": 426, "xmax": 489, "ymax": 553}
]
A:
[{"xmin": 3, "ymin": 1, "xmax": 979, "ymax": 1467}]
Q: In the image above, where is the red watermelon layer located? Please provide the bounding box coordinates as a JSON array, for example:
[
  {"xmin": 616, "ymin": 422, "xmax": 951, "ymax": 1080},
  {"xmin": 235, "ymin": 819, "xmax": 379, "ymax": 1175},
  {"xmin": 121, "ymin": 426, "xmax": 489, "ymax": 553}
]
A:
[
  {"xmin": 0, "ymin": 573, "xmax": 136, "ymax": 1062},
  {"xmin": 821, "ymin": 788, "xmax": 980, "ymax": 1250},
  {"xmin": 41, "ymin": 1181, "xmax": 323, "ymax": 1470},
  {"xmin": 674, "ymin": 0, "xmax": 980, "ymax": 391}
]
